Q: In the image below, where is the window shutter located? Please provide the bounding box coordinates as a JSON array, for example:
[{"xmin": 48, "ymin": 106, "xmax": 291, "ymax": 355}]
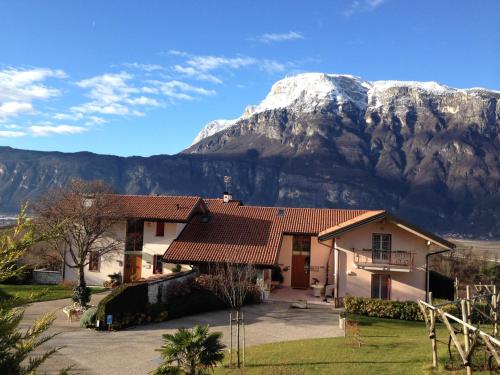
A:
[{"xmin": 156, "ymin": 222, "xmax": 165, "ymax": 237}]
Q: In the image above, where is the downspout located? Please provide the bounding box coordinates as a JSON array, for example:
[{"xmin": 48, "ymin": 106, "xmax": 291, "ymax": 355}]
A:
[
  {"xmin": 335, "ymin": 243, "xmax": 339, "ymax": 300},
  {"xmin": 425, "ymin": 248, "xmax": 451, "ymax": 302}
]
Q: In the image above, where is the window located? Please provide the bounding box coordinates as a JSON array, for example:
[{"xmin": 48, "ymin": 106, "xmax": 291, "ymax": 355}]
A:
[
  {"xmin": 372, "ymin": 233, "xmax": 391, "ymax": 263},
  {"xmin": 156, "ymin": 222, "xmax": 165, "ymax": 237},
  {"xmin": 372, "ymin": 233, "xmax": 391, "ymax": 251},
  {"xmin": 126, "ymin": 219, "xmax": 144, "ymax": 252},
  {"xmin": 89, "ymin": 251, "xmax": 100, "ymax": 272},
  {"xmin": 153, "ymin": 255, "xmax": 163, "ymax": 274},
  {"xmin": 292, "ymin": 235, "xmax": 311, "ymax": 255},
  {"xmin": 371, "ymin": 274, "xmax": 390, "ymax": 299}
]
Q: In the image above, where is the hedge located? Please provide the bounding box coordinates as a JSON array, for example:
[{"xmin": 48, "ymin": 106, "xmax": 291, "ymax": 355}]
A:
[
  {"xmin": 96, "ymin": 282, "xmax": 148, "ymax": 329},
  {"xmin": 344, "ymin": 296, "xmax": 493, "ymax": 323},
  {"xmin": 167, "ymin": 289, "xmax": 226, "ymax": 319},
  {"xmin": 344, "ymin": 296, "xmax": 424, "ymax": 321}
]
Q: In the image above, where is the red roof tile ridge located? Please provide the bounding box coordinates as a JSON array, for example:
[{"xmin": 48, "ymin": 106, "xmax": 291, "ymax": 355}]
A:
[{"xmin": 109, "ymin": 193, "xmax": 202, "ymax": 199}]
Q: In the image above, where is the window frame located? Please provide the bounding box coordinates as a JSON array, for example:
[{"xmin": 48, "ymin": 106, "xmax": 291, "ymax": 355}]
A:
[
  {"xmin": 88, "ymin": 251, "xmax": 100, "ymax": 272},
  {"xmin": 125, "ymin": 219, "xmax": 144, "ymax": 252},
  {"xmin": 372, "ymin": 233, "xmax": 392, "ymax": 251},
  {"xmin": 292, "ymin": 235, "xmax": 311, "ymax": 255},
  {"xmin": 155, "ymin": 222, "xmax": 165, "ymax": 237},
  {"xmin": 371, "ymin": 274, "xmax": 391, "ymax": 300}
]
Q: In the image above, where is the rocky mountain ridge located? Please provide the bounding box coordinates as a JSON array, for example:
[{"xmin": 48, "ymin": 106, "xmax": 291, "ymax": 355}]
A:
[{"xmin": 0, "ymin": 73, "xmax": 499, "ymax": 238}]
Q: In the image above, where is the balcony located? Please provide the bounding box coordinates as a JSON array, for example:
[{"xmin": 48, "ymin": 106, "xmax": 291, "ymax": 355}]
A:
[{"xmin": 353, "ymin": 249, "xmax": 414, "ymax": 272}]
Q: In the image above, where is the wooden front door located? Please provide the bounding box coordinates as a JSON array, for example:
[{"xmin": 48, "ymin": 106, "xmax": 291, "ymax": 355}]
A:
[
  {"xmin": 124, "ymin": 255, "xmax": 142, "ymax": 282},
  {"xmin": 291, "ymin": 255, "xmax": 310, "ymax": 289}
]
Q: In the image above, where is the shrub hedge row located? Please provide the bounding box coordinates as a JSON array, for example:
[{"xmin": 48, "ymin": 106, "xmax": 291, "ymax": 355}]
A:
[
  {"xmin": 344, "ymin": 296, "xmax": 425, "ymax": 321},
  {"xmin": 344, "ymin": 296, "xmax": 492, "ymax": 324}
]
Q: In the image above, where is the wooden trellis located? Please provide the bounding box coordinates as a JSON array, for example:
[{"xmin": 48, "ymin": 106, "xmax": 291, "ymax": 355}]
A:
[{"xmin": 419, "ymin": 287, "xmax": 500, "ymax": 374}]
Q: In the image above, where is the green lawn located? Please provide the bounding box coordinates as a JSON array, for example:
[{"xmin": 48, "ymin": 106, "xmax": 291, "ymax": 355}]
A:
[
  {"xmin": 0, "ymin": 284, "xmax": 106, "ymax": 305},
  {"xmin": 216, "ymin": 315, "xmax": 490, "ymax": 375}
]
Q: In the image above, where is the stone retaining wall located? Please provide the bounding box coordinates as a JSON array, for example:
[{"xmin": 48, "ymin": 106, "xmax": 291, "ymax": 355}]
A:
[
  {"xmin": 147, "ymin": 270, "xmax": 197, "ymax": 304},
  {"xmin": 33, "ymin": 269, "xmax": 63, "ymax": 285}
]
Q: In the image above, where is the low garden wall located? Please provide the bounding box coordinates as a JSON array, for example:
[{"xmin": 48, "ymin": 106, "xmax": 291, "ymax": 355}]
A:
[
  {"xmin": 33, "ymin": 269, "xmax": 63, "ymax": 285},
  {"xmin": 95, "ymin": 270, "xmax": 230, "ymax": 330},
  {"xmin": 147, "ymin": 270, "xmax": 197, "ymax": 304}
]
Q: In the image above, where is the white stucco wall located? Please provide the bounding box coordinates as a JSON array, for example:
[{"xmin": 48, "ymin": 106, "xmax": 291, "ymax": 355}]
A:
[
  {"xmin": 64, "ymin": 221, "xmax": 126, "ymax": 286},
  {"xmin": 64, "ymin": 221, "xmax": 186, "ymax": 285},
  {"xmin": 140, "ymin": 222, "xmax": 186, "ymax": 278}
]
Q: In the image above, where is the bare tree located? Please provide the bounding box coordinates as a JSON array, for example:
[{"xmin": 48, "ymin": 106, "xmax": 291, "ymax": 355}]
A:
[
  {"xmin": 208, "ymin": 262, "xmax": 257, "ymax": 368},
  {"xmin": 33, "ymin": 180, "xmax": 123, "ymax": 306}
]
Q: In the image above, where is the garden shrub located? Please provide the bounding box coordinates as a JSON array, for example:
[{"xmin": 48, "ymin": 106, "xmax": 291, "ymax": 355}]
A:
[
  {"xmin": 344, "ymin": 296, "xmax": 492, "ymax": 323},
  {"xmin": 72, "ymin": 285, "xmax": 91, "ymax": 306},
  {"xmin": 167, "ymin": 289, "xmax": 226, "ymax": 319},
  {"xmin": 80, "ymin": 307, "xmax": 97, "ymax": 328},
  {"xmin": 344, "ymin": 296, "xmax": 424, "ymax": 321}
]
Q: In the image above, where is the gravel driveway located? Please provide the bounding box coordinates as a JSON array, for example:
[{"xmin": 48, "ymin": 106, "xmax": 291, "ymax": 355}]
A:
[{"xmin": 22, "ymin": 293, "xmax": 342, "ymax": 374}]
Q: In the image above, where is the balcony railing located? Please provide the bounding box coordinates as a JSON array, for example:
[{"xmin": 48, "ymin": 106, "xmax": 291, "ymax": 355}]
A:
[{"xmin": 353, "ymin": 249, "xmax": 414, "ymax": 270}]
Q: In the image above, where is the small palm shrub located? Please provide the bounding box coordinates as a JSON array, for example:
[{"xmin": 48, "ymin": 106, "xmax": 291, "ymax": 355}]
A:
[
  {"xmin": 154, "ymin": 325, "xmax": 225, "ymax": 375},
  {"xmin": 80, "ymin": 307, "xmax": 97, "ymax": 328}
]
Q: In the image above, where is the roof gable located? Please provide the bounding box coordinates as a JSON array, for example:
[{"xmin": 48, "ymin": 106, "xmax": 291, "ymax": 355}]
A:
[{"xmin": 318, "ymin": 211, "xmax": 455, "ymax": 250}]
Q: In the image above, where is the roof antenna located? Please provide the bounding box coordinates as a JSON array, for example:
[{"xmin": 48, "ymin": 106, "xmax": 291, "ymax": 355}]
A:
[{"xmin": 223, "ymin": 176, "xmax": 232, "ymax": 203}]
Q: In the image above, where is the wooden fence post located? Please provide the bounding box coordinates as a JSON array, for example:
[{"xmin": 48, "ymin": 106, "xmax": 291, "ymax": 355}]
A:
[
  {"xmin": 428, "ymin": 292, "xmax": 438, "ymax": 368},
  {"xmin": 466, "ymin": 285, "xmax": 472, "ymax": 324},
  {"xmin": 462, "ymin": 300, "xmax": 472, "ymax": 375},
  {"xmin": 493, "ymin": 285, "xmax": 498, "ymax": 337},
  {"xmin": 229, "ymin": 311, "xmax": 233, "ymax": 366}
]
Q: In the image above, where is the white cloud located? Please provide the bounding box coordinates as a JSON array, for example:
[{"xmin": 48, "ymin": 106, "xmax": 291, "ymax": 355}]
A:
[
  {"xmin": 0, "ymin": 67, "xmax": 66, "ymax": 121},
  {"xmin": 73, "ymin": 72, "xmax": 159, "ymax": 116},
  {"xmin": 259, "ymin": 60, "xmax": 287, "ymax": 74},
  {"xmin": 344, "ymin": 0, "xmax": 387, "ymax": 16},
  {"xmin": 29, "ymin": 124, "xmax": 87, "ymax": 136},
  {"xmin": 168, "ymin": 50, "xmax": 189, "ymax": 57},
  {"xmin": 122, "ymin": 62, "xmax": 164, "ymax": 72},
  {"xmin": 170, "ymin": 52, "xmax": 290, "ymax": 84},
  {"xmin": 173, "ymin": 65, "xmax": 222, "ymax": 84},
  {"xmin": 255, "ymin": 31, "xmax": 304, "ymax": 43},
  {"xmin": 85, "ymin": 116, "xmax": 107, "ymax": 126},
  {"xmin": 53, "ymin": 112, "xmax": 84, "ymax": 121},
  {"xmin": 0, "ymin": 130, "xmax": 26, "ymax": 138},
  {"xmin": 0, "ymin": 101, "xmax": 33, "ymax": 120},
  {"xmin": 150, "ymin": 80, "xmax": 216, "ymax": 101},
  {"xmin": 126, "ymin": 96, "xmax": 160, "ymax": 106}
]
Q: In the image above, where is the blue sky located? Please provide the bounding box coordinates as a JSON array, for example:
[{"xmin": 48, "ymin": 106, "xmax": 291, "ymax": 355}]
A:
[{"xmin": 0, "ymin": 0, "xmax": 498, "ymax": 156}]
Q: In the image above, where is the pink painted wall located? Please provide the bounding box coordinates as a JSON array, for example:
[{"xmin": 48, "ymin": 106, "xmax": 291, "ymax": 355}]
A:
[
  {"xmin": 335, "ymin": 219, "xmax": 438, "ymax": 301},
  {"xmin": 277, "ymin": 235, "xmax": 333, "ymax": 287}
]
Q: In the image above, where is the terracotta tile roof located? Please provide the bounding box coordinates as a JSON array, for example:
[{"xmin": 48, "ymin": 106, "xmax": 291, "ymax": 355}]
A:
[
  {"xmin": 318, "ymin": 210, "xmax": 386, "ymax": 238},
  {"xmin": 112, "ymin": 194, "xmax": 207, "ymax": 222},
  {"xmin": 164, "ymin": 199, "xmax": 376, "ymax": 266}
]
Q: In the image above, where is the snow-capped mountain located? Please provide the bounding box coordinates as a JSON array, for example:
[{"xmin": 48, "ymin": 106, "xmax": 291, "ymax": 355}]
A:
[
  {"xmin": 0, "ymin": 72, "xmax": 498, "ymax": 238},
  {"xmin": 193, "ymin": 73, "xmax": 498, "ymax": 144}
]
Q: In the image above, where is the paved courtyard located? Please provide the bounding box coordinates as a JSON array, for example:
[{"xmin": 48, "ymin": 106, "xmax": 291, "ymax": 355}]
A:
[{"xmin": 22, "ymin": 293, "xmax": 343, "ymax": 374}]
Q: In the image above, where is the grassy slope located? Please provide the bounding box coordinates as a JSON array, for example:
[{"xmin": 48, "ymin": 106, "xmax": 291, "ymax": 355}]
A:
[
  {"xmin": 216, "ymin": 315, "xmax": 490, "ymax": 375},
  {"xmin": 0, "ymin": 284, "xmax": 106, "ymax": 304}
]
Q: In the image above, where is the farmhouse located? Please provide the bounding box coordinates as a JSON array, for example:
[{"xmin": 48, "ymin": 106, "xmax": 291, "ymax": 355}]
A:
[{"xmin": 64, "ymin": 193, "xmax": 455, "ymax": 302}]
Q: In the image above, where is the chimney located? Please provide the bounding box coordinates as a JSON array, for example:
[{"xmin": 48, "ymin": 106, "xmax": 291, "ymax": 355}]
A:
[
  {"xmin": 223, "ymin": 175, "xmax": 232, "ymax": 203},
  {"xmin": 223, "ymin": 191, "xmax": 232, "ymax": 203}
]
